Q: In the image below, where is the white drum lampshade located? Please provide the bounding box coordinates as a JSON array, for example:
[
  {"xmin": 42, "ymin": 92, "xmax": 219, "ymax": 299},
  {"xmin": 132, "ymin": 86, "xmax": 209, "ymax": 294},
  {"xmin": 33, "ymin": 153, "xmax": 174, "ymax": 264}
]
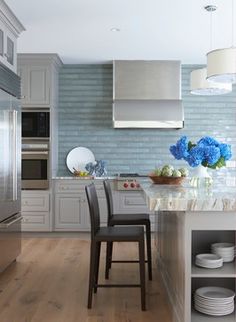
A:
[
  {"xmin": 190, "ymin": 68, "xmax": 232, "ymax": 95},
  {"xmin": 207, "ymin": 47, "xmax": 236, "ymax": 83}
]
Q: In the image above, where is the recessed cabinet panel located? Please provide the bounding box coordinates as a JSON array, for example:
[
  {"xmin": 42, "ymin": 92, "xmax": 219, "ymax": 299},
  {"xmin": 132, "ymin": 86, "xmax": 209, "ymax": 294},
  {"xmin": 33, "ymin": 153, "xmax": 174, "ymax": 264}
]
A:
[
  {"xmin": 117, "ymin": 191, "xmax": 150, "ymax": 213},
  {"xmin": 21, "ymin": 211, "xmax": 50, "ymax": 232},
  {"xmin": 29, "ymin": 68, "xmax": 50, "ymax": 105},
  {"xmin": 55, "ymin": 194, "xmax": 88, "ymax": 230},
  {"xmin": 0, "ymin": 22, "xmax": 17, "ymax": 72},
  {"xmin": 59, "ymin": 197, "xmax": 81, "ymax": 224},
  {"xmin": 18, "ymin": 65, "xmax": 50, "ymax": 107},
  {"xmin": 21, "ymin": 193, "xmax": 49, "ymax": 212},
  {"xmin": 6, "ymin": 37, "xmax": 14, "ymax": 65}
]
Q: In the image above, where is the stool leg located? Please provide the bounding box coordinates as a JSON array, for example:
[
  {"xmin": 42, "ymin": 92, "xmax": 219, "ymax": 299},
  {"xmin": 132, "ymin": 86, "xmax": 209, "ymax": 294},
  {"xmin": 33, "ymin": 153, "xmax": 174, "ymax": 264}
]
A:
[
  {"xmin": 139, "ymin": 238, "xmax": 146, "ymax": 311},
  {"xmin": 146, "ymin": 222, "xmax": 152, "ymax": 280},
  {"xmin": 108, "ymin": 224, "xmax": 114, "ymax": 270},
  {"xmin": 105, "ymin": 242, "xmax": 112, "ymax": 279},
  {"xmin": 94, "ymin": 242, "xmax": 101, "ymax": 293},
  {"xmin": 88, "ymin": 240, "xmax": 96, "ymax": 308},
  {"xmin": 108, "ymin": 241, "xmax": 113, "ymax": 269}
]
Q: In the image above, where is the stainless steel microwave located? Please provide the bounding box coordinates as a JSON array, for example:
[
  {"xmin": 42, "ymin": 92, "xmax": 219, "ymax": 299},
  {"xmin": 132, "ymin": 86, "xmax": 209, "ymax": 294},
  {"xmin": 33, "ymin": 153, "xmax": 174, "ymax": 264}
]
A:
[
  {"xmin": 22, "ymin": 110, "xmax": 50, "ymax": 138},
  {"xmin": 21, "ymin": 142, "xmax": 49, "ymax": 190}
]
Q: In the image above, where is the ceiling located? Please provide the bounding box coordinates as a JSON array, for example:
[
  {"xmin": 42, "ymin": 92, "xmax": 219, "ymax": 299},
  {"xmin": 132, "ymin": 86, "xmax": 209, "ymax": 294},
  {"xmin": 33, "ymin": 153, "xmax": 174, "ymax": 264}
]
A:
[{"xmin": 6, "ymin": 0, "xmax": 236, "ymax": 64}]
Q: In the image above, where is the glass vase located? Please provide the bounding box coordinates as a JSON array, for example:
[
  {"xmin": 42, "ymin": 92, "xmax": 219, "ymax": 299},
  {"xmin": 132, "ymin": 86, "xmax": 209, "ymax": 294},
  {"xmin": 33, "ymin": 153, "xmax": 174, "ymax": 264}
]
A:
[{"xmin": 190, "ymin": 165, "xmax": 213, "ymax": 188}]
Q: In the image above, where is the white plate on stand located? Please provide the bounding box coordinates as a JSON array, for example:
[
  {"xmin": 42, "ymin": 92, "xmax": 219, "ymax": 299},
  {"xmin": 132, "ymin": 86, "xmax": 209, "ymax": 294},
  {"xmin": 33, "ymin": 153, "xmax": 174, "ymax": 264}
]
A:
[{"xmin": 66, "ymin": 147, "xmax": 95, "ymax": 173}]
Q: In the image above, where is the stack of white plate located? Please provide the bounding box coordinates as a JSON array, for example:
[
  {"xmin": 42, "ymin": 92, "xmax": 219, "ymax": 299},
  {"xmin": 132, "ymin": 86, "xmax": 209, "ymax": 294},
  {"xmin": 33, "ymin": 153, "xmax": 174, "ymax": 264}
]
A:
[
  {"xmin": 195, "ymin": 253, "xmax": 223, "ymax": 269},
  {"xmin": 194, "ymin": 287, "xmax": 235, "ymax": 316},
  {"xmin": 211, "ymin": 243, "xmax": 235, "ymax": 262}
]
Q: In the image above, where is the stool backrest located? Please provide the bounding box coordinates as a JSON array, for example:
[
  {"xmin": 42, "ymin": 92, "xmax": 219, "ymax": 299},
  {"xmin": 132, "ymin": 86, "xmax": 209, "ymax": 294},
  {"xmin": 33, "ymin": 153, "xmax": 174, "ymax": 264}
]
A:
[
  {"xmin": 103, "ymin": 180, "xmax": 114, "ymax": 224},
  {"xmin": 85, "ymin": 183, "xmax": 100, "ymax": 238}
]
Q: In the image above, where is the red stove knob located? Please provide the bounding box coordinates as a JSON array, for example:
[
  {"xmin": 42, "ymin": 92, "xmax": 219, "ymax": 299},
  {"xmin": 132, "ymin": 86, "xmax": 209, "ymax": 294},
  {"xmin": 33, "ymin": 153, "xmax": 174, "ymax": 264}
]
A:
[
  {"xmin": 130, "ymin": 182, "xmax": 135, "ymax": 188},
  {"xmin": 136, "ymin": 183, "xmax": 140, "ymax": 188},
  {"xmin": 123, "ymin": 182, "xmax": 129, "ymax": 188}
]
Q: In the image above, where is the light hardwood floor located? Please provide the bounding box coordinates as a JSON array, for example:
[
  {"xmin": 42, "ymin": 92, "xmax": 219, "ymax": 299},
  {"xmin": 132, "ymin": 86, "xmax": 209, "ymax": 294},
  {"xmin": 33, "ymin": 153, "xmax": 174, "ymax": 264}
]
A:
[{"xmin": 0, "ymin": 236, "xmax": 172, "ymax": 322}]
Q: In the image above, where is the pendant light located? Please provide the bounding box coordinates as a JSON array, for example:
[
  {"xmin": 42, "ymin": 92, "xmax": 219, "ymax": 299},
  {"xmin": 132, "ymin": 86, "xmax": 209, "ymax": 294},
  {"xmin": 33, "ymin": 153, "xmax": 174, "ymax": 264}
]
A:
[
  {"xmin": 190, "ymin": 5, "xmax": 232, "ymax": 95},
  {"xmin": 207, "ymin": 0, "xmax": 236, "ymax": 83},
  {"xmin": 190, "ymin": 67, "xmax": 232, "ymax": 95}
]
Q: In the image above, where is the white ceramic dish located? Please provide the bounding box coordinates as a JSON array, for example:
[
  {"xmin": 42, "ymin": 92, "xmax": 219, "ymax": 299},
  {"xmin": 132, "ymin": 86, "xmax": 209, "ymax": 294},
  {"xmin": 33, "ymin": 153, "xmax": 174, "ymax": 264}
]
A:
[
  {"xmin": 195, "ymin": 253, "xmax": 223, "ymax": 268},
  {"xmin": 195, "ymin": 287, "xmax": 235, "ymax": 300},
  {"xmin": 66, "ymin": 146, "xmax": 95, "ymax": 173}
]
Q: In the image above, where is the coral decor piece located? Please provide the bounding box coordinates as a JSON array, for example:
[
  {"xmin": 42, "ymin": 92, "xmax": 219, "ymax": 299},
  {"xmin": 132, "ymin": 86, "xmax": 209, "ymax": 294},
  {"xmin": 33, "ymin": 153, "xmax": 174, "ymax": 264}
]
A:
[{"xmin": 85, "ymin": 160, "xmax": 107, "ymax": 177}]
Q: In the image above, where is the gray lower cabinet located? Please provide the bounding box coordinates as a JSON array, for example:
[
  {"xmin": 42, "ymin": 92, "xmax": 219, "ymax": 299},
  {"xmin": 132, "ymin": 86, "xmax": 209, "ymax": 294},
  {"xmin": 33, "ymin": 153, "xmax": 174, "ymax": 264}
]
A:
[
  {"xmin": 53, "ymin": 179, "xmax": 108, "ymax": 231},
  {"xmin": 53, "ymin": 179, "xmax": 153, "ymax": 231},
  {"xmin": 21, "ymin": 191, "xmax": 51, "ymax": 231}
]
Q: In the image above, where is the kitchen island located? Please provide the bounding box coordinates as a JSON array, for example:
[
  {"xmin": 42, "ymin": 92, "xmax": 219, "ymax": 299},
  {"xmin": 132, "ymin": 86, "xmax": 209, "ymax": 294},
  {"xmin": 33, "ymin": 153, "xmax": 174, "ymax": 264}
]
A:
[{"xmin": 141, "ymin": 180, "xmax": 236, "ymax": 322}]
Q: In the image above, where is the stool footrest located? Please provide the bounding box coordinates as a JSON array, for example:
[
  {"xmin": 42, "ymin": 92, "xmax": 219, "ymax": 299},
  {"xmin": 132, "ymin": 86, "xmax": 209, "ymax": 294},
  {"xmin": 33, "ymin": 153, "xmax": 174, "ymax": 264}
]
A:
[
  {"xmin": 96, "ymin": 284, "xmax": 140, "ymax": 288},
  {"xmin": 111, "ymin": 260, "xmax": 148, "ymax": 263}
]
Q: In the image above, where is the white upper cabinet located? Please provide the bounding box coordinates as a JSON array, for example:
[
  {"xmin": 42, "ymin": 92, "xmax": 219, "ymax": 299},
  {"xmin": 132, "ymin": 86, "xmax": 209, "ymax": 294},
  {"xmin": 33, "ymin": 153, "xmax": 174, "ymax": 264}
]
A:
[
  {"xmin": 0, "ymin": 1, "xmax": 25, "ymax": 72},
  {"xmin": 17, "ymin": 54, "xmax": 63, "ymax": 108}
]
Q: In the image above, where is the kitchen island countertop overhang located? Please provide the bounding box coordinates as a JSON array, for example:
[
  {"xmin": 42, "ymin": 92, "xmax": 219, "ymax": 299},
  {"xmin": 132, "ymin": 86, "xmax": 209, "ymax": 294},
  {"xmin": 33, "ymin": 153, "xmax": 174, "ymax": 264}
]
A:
[{"xmin": 141, "ymin": 180, "xmax": 236, "ymax": 212}]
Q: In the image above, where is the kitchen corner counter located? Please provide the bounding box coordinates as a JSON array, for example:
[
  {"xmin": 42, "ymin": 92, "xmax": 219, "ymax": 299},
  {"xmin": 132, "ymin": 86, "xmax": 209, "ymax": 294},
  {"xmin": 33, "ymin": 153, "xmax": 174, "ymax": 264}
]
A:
[
  {"xmin": 141, "ymin": 180, "xmax": 236, "ymax": 212},
  {"xmin": 52, "ymin": 176, "xmax": 116, "ymax": 180}
]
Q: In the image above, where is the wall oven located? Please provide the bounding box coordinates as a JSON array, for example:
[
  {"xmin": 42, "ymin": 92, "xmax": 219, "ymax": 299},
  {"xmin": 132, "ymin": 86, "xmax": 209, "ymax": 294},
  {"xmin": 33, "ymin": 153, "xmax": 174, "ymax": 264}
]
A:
[
  {"xmin": 22, "ymin": 110, "xmax": 50, "ymax": 138},
  {"xmin": 22, "ymin": 142, "xmax": 49, "ymax": 190}
]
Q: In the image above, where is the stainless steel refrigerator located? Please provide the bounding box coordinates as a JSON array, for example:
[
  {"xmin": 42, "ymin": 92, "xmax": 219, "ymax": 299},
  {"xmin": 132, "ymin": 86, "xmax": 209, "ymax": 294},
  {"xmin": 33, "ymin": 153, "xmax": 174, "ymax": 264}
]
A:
[{"xmin": 0, "ymin": 86, "xmax": 22, "ymax": 273}]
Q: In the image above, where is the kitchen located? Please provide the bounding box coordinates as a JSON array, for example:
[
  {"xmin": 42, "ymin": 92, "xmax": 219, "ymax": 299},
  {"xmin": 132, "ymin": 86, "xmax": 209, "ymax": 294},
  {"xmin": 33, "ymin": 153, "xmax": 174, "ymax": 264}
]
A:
[{"xmin": 0, "ymin": 0, "xmax": 235, "ymax": 321}]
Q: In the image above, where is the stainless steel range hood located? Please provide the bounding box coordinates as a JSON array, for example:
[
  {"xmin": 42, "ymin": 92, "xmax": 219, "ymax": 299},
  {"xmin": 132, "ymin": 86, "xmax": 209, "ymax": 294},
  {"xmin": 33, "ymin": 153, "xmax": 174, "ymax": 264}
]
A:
[{"xmin": 113, "ymin": 60, "xmax": 184, "ymax": 129}]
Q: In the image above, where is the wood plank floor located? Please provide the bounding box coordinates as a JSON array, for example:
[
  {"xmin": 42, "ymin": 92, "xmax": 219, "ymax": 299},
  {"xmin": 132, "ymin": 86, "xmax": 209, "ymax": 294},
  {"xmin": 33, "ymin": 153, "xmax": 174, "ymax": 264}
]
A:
[{"xmin": 0, "ymin": 236, "xmax": 172, "ymax": 322}]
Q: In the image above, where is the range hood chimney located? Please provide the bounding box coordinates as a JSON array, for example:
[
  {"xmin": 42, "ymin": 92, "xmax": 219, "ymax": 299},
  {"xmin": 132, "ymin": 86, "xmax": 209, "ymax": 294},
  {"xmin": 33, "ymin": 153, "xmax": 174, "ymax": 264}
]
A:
[{"xmin": 113, "ymin": 60, "xmax": 184, "ymax": 129}]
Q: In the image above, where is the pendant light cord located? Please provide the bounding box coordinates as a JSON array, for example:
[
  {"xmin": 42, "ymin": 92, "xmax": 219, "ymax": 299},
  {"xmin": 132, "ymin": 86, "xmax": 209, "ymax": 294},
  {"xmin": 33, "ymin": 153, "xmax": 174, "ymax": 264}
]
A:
[
  {"xmin": 210, "ymin": 10, "xmax": 213, "ymax": 50},
  {"xmin": 232, "ymin": 0, "xmax": 235, "ymax": 47}
]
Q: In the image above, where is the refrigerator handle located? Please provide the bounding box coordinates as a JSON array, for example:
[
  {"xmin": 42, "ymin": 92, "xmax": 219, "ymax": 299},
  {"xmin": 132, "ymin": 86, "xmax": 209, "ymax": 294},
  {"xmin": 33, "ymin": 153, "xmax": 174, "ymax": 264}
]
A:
[
  {"xmin": 11, "ymin": 110, "xmax": 18, "ymax": 201},
  {"xmin": 0, "ymin": 214, "xmax": 22, "ymax": 228}
]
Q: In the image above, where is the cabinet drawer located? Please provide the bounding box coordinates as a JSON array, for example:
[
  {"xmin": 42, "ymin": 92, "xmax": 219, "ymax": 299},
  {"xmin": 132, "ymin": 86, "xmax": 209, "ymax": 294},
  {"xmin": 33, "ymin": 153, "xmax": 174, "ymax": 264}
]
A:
[
  {"xmin": 21, "ymin": 212, "xmax": 50, "ymax": 231},
  {"xmin": 54, "ymin": 180, "xmax": 92, "ymax": 193},
  {"xmin": 21, "ymin": 193, "xmax": 49, "ymax": 212},
  {"xmin": 116, "ymin": 191, "xmax": 149, "ymax": 213},
  {"xmin": 54, "ymin": 180, "xmax": 105, "ymax": 197}
]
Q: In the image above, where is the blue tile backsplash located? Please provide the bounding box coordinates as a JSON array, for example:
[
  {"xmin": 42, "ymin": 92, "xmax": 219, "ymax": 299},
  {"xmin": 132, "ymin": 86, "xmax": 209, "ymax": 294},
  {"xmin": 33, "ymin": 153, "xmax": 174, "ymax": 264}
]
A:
[{"xmin": 58, "ymin": 64, "xmax": 236, "ymax": 177}]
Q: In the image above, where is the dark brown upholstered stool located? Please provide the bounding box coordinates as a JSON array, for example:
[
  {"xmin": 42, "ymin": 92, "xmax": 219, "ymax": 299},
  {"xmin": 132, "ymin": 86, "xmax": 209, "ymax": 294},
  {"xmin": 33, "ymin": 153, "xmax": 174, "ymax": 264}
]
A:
[
  {"xmin": 85, "ymin": 183, "xmax": 146, "ymax": 311},
  {"xmin": 103, "ymin": 179, "xmax": 152, "ymax": 280}
]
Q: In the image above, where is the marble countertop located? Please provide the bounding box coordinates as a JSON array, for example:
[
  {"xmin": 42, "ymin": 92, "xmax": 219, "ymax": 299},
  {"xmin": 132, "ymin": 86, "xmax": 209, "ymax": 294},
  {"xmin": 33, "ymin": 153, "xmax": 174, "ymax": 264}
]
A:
[
  {"xmin": 52, "ymin": 176, "xmax": 116, "ymax": 180},
  {"xmin": 141, "ymin": 180, "xmax": 236, "ymax": 212}
]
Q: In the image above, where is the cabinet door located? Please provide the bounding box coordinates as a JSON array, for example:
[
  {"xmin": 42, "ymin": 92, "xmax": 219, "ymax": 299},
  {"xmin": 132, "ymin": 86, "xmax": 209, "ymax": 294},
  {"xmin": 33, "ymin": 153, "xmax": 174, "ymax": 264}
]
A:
[
  {"xmin": 55, "ymin": 194, "xmax": 88, "ymax": 231},
  {"xmin": 0, "ymin": 21, "xmax": 17, "ymax": 72},
  {"xmin": 18, "ymin": 66, "xmax": 50, "ymax": 107}
]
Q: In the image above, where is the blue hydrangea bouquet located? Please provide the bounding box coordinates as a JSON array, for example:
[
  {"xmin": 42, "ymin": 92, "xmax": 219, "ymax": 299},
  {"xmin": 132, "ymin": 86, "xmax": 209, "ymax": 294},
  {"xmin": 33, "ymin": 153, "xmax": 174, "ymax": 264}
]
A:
[{"xmin": 170, "ymin": 136, "xmax": 232, "ymax": 169}]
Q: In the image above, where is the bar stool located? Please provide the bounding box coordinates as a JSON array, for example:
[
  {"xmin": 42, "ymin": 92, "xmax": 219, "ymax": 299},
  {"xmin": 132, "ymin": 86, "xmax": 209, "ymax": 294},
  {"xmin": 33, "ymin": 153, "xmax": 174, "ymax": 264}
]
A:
[
  {"xmin": 103, "ymin": 179, "xmax": 152, "ymax": 280},
  {"xmin": 85, "ymin": 183, "xmax": 146, "ymax": 311}
]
